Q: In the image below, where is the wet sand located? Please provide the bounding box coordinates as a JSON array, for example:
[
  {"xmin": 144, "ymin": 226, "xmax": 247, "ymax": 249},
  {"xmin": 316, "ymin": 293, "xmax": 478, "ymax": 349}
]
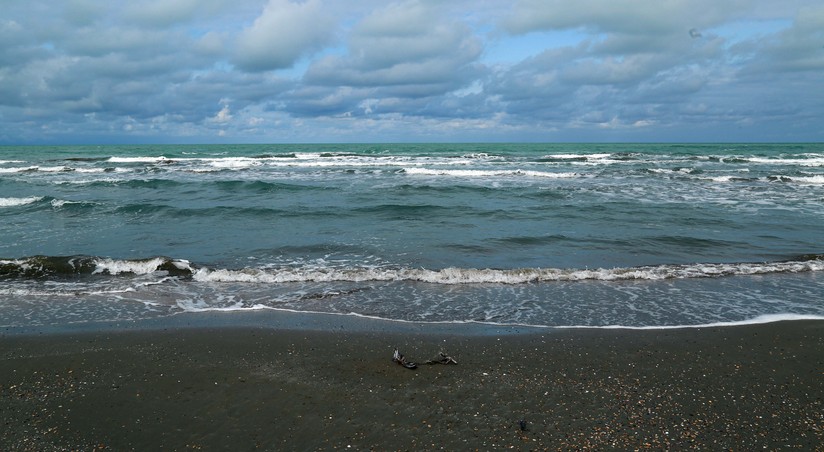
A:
[{"xmin": 1, "ymin": 318, "xmax": 822, "ymax": 450}]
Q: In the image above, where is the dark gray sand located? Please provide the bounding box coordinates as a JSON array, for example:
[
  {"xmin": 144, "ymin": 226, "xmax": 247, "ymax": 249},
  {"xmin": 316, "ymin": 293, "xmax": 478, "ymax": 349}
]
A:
[{"xmin": 2, "ymin": 319, "xmax": 822, "ymax": 450}]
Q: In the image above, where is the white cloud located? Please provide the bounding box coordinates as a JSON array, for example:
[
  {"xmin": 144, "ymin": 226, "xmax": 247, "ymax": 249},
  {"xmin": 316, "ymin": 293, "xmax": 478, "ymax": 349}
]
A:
[
  {"xmin": 211, "ymin": 103, "xmax": 233, "ymax": 123},
  {"xmin": 233, "ymin": 0, "xmax": 336, "ymax": 72}
]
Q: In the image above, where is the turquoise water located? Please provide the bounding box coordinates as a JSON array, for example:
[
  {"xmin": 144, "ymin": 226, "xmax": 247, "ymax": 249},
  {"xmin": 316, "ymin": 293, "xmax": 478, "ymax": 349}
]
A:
[{"xmin": 1, "ymin": 143, "xmax": 823, "ymax": 328}]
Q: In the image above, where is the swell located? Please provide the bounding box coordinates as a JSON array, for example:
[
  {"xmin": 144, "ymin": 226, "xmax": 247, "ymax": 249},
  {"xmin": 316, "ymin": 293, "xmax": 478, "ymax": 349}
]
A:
[
  {"xmin": 70, "ymin": 178, "xmax": 330, "ymax": 193},
  {"xmin": 387, "ymin": 183, "xmax": 499, "ymax": 196},
  {"xmin": 85, "ymin": 179, "xmax": 184, "ymax": 189},
  {"xmin": 352, "ymin": 203, "xmax": 466, "ymax": 218},
  {"xmin": 112, "ymin": 203, "xmax": 342, "ymax": 219},
  {"xmin": 89, "ymin": 200, "xmax": 494, "ymax": 220},
  {"xmin": 213, "ymin": 180, "xmax": 330, "ymax": 193}
]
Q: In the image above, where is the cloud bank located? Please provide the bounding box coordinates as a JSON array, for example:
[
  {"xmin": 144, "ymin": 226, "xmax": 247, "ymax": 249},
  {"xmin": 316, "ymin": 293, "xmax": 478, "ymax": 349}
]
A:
[{"xmin": 1, "ymin": 0, "xmax": 822, "ymax": 143}]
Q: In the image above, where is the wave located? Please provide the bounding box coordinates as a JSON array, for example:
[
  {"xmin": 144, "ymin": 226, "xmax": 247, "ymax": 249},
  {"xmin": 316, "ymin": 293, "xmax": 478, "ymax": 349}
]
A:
[
  {"xmin": 0, "ymin": 166, "xmax": 39, "ymax": 173},
  {"xmin": 64, "ymin": 157, "xmax": 109, "ymax": 163},
  {"xmin": 770, "ymin": 175, "xmax": 824, "ymax": 185},
  {"xmin": 107, "ymin": 156, "xmax": 177, "ymax": 164},
  {"xmin": 0, "ymin": 255, "xmax": 194, "ymax": 279},
  {"xmin": 353, "ymin": 203, "xmax": 458, "ymax": 217},
  {"xmin": 3, "ymin": 254, "xmax": 823, "ymax": 283},
  {"xmin": 0, "ymin": 196, "xmax": 100, "ymax": 211},
  {"xmin": 110, "ymin": 203, "xmax": 340, "ymax": 219},
  {"xmin": 84, "ymin": 178, "xmax": 184, "ymax": 189},
  {"xmin": 191, "ymin": 257, "xmax": 824, "ymax": 284},
  {"xmin": 0, "ymin": 166, "xmax": 119, "ymax": 176},
  {"xmin": 0, "ymin": 196, "xmax": 43, "ymax": 207},
  {"xmin": 0, "ymin": 165, "xmax": 77, "ymax": 173},
  {"xmin": 748, "ymin": 156, "xmax": 824, "ymax": 167},
  {"xmin": 214, "ymin": 180, "xmax": 325, "ymax": 193},
  {"xmin": 7, "ymin": 151, "xmax": 823, "ymax": 188},
  {"xmin": 403, "ymin": 168, "xmax": 581, "ymax": 178},
  {"xmin": 539, "ymin": 153, "xmax": 613, "ymax": 162}
]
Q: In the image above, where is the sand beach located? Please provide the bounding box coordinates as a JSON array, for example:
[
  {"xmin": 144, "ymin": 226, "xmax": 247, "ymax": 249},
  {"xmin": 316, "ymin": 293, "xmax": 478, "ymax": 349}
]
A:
[{"xmin": 1, "ymin": 315, "xmax": 822, "ymax": 450}]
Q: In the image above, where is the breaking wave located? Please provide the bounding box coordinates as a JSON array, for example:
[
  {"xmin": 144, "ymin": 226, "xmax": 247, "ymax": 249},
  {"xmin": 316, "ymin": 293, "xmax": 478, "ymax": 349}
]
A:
[
  {"xmin": 0, "ymin": 255, "xmax": 194, "ymax": 279},
  {"xmin": 0, "ymin": 196, "xmax": 44, "ymax": 207},
  {"xmin": 4, "ymin": 254, "xmax": 821, "ymax": 284}
]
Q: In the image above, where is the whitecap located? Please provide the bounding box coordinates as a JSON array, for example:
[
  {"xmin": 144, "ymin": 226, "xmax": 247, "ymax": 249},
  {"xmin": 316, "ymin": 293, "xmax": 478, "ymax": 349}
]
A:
[
  {"xmin": 403, "ymin": 168, "xmax": 580, "ymax": 179},
  {"xmin": 0, "ymin": 196, "xmax": 43, "ymax": 207}
]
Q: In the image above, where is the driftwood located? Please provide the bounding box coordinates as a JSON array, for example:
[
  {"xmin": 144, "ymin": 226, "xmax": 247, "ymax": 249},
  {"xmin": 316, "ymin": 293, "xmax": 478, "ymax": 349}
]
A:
[{"xmin": 392, "ymin": 349, "xmax": 458, "ymax": 370}]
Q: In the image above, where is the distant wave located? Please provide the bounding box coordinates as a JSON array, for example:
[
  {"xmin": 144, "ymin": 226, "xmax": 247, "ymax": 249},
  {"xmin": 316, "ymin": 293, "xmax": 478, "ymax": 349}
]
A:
[
  {"xmin": 0, "ymin": 196, "xmax": 98, "ymax": 210},
  {"xmin": 0, "ymin": 196, "xmax": 43, "ymax": 207},
  {"xmin": 772, "ymin": 174, "xmax": 824, "ymax": 185},
  {"xmin": 403, "ymin": 168, "xmax": 581, "ymax": 178},
  {"xmin": 4, "ymin": 152, "xmax": 823, "ymax": 188},
  {"xmin": 6, "ymin": 254, "xmax": 820, "ymax": 283}
]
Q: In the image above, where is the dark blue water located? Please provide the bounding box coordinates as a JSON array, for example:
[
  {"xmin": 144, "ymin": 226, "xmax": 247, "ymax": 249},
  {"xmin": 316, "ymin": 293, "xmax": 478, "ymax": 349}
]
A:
[{"xmin": 2, "ymin": 143, "xmax": 823, "ymax": 328}]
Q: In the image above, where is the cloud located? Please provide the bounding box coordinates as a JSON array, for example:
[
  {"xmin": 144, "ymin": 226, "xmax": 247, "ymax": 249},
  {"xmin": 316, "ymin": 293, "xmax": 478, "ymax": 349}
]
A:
[
  {"xmin": 305, "ymin": 2, "xmax": 483, "ymax": 89},
  {"xmin": 125, "ymin": 0, "xmax": 202, "ymax": 26},
  {"xmin": 295, "ymin": 1, "xmax": 484, "ymax": 117},
  {"xmin": 482, "ymin": 0, "xmax": 797, "ymax": 137},
  {"xmin": 233, "ymin": 0, "xmax": 336, "ymax": 72},
  {"xmin": 210, "ymin": 102, "xmax": 233, "ymax": 123},
  {"xmin": 747, "ymin": 4, "xmax": 824, "ymax": 73},
  {"xmin": 1, "ymin": 0, "xmax": 823, "ymax": 143},
  {"xmin": 63, "ymin": 0, "xmax": 108, "ymax": 26},
  {"xmin": 502, "ymin": 0, "xmax": 747, "ymax": 37}
]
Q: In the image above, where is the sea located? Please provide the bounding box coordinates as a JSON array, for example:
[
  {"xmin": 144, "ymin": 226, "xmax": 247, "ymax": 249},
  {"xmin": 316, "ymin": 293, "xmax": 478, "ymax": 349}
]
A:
[{"xmin": 2, "ymin": 143, "xmax": 823, "ymax": 331}]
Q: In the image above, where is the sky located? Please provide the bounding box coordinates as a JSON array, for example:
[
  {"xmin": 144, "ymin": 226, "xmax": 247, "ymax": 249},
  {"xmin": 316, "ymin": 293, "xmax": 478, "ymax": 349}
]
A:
[{"xmin": 1, "ymin": 0, "xmax": 823, "ymax": 144}]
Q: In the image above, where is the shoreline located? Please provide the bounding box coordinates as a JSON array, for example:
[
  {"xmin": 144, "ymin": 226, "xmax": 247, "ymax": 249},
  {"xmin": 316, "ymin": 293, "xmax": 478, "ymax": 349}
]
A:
[
  {"xmin": 4, "ymin": 307, "xmax": 824, "ymax": 338},
  {"xmin": 1, "ymin": 309, "xmax": 553, "ymax": 338},
  {"xmin": 2, "ymin": 317, "xmax": 822, "ymax": 450}
]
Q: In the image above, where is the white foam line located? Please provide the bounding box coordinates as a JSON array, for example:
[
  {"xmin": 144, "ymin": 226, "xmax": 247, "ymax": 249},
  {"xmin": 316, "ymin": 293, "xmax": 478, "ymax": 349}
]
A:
[
  {"xmin": 562, "ymin": 313, "xmax": 824, "ymax": 330},
  {"xmin": 169, "ymin": 306, "xmax": 824, "ymax": 332}
]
